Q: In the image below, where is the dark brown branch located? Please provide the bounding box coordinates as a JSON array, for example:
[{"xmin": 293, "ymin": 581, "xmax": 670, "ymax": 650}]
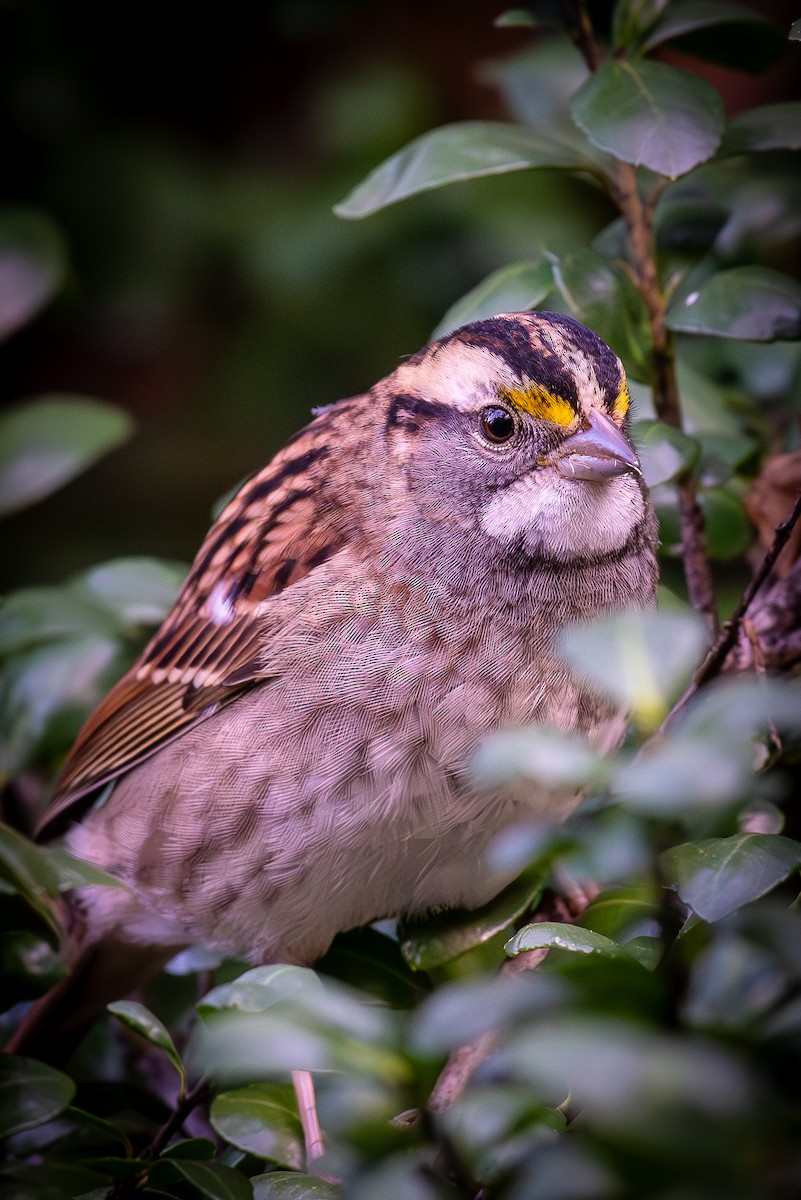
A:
[
  {"xmin": 665, "ymin": 489, "xmax": 801, "ymax": 728},
  {"xmin": 561, "ymin": 2, "xmax": 718, "ymax": 636},
  {"xmin": 614, "ymin": 162, "xmax": 718, "ymax": 636}
]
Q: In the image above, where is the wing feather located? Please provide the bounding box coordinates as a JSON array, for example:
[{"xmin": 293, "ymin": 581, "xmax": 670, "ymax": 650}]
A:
[{"xmin": 38, "ymin": 409, "xmax": 354, "ymax": 839}]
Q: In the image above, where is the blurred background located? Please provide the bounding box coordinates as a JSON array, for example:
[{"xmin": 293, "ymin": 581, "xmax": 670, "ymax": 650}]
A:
[{"xmin": 1, "ymin": 0, "xmax": 798, "ymax": 589}]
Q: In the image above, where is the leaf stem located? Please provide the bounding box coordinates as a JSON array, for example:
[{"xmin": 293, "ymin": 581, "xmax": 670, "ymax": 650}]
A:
[
  {"xmin": 563, "ymin": 0, "xmax": 718, "ymax": 637},
  {"xmin": 665, "ymin": 489, "xmax": 801, "ymax": 728}
]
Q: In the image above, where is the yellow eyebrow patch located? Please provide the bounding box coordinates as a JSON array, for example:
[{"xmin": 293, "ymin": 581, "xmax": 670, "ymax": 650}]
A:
[
  {"xmin": 501, "ymin": 385, "xmax": 576, "ymax": 428},
  {"xmin": 612, "ymin": 380, "xmax": 630, "ymax": 420}
]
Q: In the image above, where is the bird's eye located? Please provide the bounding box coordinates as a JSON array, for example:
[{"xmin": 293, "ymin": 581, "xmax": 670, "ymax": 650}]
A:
[{"xmin": 480, "ymin": 405, "xmax": 516, "ymax": 444}]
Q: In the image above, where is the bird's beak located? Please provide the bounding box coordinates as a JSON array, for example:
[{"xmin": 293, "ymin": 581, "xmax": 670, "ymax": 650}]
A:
[{"xmin": 548, "ymin": 409, "xmax": 641, "ymax": 482}]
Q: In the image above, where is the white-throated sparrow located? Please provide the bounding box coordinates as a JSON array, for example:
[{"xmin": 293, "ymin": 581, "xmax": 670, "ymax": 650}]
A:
[{"xmin": 14, "ymin": 311, "xmax": 658, "ymax": 1051}]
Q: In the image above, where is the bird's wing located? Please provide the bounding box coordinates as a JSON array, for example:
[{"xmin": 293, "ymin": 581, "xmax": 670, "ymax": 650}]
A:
[{"xmin": 39, "ymin": 423, "xmax": 352, "ymax": 837}]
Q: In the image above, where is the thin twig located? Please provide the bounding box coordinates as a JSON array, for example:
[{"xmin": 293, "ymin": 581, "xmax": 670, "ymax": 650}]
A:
[
  {"xmin": 109, "ymin": 1076, "xmax": 211, "ymax": 1199},
  {"xmin": 663, "ymin": 489, "xmax": 801, "ymax": 729},
  {"xmin": 144, "ymin": 1075, "xmax": 211, "ymax": 1161}
]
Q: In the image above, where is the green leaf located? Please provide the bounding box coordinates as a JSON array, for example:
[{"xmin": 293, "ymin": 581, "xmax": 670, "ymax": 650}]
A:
[
  {"xmin": 44, "ymin": 848, "xmax": 126, "ymax": 892},
  {"xmin": 640, "ymin": 1, "xmax": 785, "ymax": 71},
  {"xmin": 333, "ymin": 122, "xmax": 586, "ymax": 218},
  {"xmin": 547, "ymin": 248, "xmax": 652, "ymax": 380},
  {"xmin": 481, "ymin": 40, "xmax": 595, "ymax": 156},
  {"xmin": 160, "ymin": 1138, "xmax": 216, "ymax": 1160},
  {"xmin": 0, "ymin": 1056, "xmax": 75, "ymax": 1138},
  {"xmin": 571, "ymin": 60, "xmax": 724, "ymax": 178},
  {"xmin": 499, "ymin": 1017, "xmax": 750, "ymax": 1123},
  {"xmin": 667, "ymin": 266, "xmax": 801, "ymax": 340},
  {"xmin": 613, "ymin": 0, "xmax": 672, "ymax": 51},
  {"xmin": 0, "ymin": 1164, "xmax": 111, "ymax": 1200},
  {"xmin": 0, "ymin": 395, "xmax": 134, "ymax": 517},
  {"xmin": 107, "ymin": 1001, "xmax": 185, "ymax": 1086},
  {"xmin": 194, "ymin": 970, "xmax": 405, "ymax": 1085},
  {"xmin": 721, "ymin": 102, "xmax": 801, "ymax": 155},
  {"xmin": 0, "ymin": 209, "xmax": 68, "ymax": 341},
  {"xmin": 0, "ymin": 824, "xmax": 124, "ymax": 910},
  {"xmin": 317, "ymin": 927, "xmax": 430, "ymax": 1008},
  {"xmin": 412, "ymin": 972, "xmax": 561, "ymax": 1055},
  {"xmin": 399, "ymin": 862, "xmax": 549, "ymax": 970},
  {"xmin": 613, "ymin": 736, "xmax": 751, "ymax": 814},
  {"xmin": 72, "ymin": 558, "xmax": 186, "ymax": 629},
  {"xmin": 0, "ymin": 821, "xmax": 65, "ymax": 897},
  {"xmin": 252, "ymin": 1173, "xmax": 340, "ymax": 1199},
  {"xmin": 210, "ymin": 1083, "xmax": 303, "ymax": 1168},
  {"xmin": 0, "ymin": 585, "xmax": 115, "ymax": 657},
  {"xmin": 700, "ymin": 487, "xmax": 752, "ymax": 559},
  {"xmin": 151, "ymin": 1160, "xmax": 252, "ymax": 1200},
  {"xmin": 578, "ymin": 884, "xmax": 661, "ymax": 942},
  {"xmin": 431, "ymin": 259, "xmax": 553, "ymax": 340},
  {"xmin": 0, "ymin": 635, "xmax": 122, "ymax": 775},
  {"xmin": 199, "ymin": 964, "xmax": 323, "ymax": 1014},
  {"xmin": 471, "ymin": 726, "xmax": 608, "ymax": 793},
  {"xmin": 632, "ymin": 419, "xmax": 700, "ymax": 487},
  {"xmin": 662, "ymin": 835, "xmax": 801, "ymax": 922},
  {"xmin": 557, "ymin": 611, "xmax": 708, "ymax": 729},
  {"xmin": 506, "ymin": 921, "xmax": 631, "ymax": 961},
  {"xmin": 680, "ymin": 676, "xmax": 801, "ymax": 742}
]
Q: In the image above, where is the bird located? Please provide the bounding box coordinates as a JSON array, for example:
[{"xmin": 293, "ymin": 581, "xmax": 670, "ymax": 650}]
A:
[{"xmin": 8, "ymin": 311, "xmax": 658, "ymax": 1073}]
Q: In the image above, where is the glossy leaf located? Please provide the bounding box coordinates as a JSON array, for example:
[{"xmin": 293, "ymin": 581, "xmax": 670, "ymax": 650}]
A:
[
  {"xmin": 0, "ymin": 1164, "xmax": 111, "ymax": 1200},
  {"xmin": 700, "ymin": 487, "xmax": 752, "ymax": 559},
  {"xmin": 0, "ymin": 586, "xmax": 115, "ymax": 657},
  {"xmin": 0, "ymin": 395, "xmax": 134, "ymax": 516},
  {"xmin": 571, "ymin": 60, "xmax": 724, "ymax": 178},
  {"xmin": 667, "ymin": 266, "xmax": 801, "ymax": 340},
  {"xmin": 317, "ymin": 926, "xmax": 429, "ymax": 1008},
  {"xmin": 0, "ymin": 1056, "xmax": 75, "ymax": 1138},
  {"xmin": 499, "ymin": 1017, "xmax": 750, "ymax": 1122},
  {"xmin": 557, "ymin": 611, "xmax": 708, "ymax": 729},
  {"xmin": 252, "ymin": 1173, "xmax": 340, "ymax": 1199},
  {"xmin": 721, "ymin": 102, "xmax": 801, "ymax": 155},
  {"xmin": 194, "ymin": 970, "xmax": 405, "ymax": 1084},
  {"xmin": 107, "ymin": 1000, "xmax": 185, "ymax": 1085},
  {"xmin": 0, "ymin": 210, "xmax": 67, "ymax": 341},
  {"xmin": 640, "ymin": 1, "xmax": 785, "ymax": 71},
  {"xmin": 0, "ymin": 635, "xmax": 121, "ymax": 775},
  {"xmin": 578, "ymin": 884, "xmax": 661, "ymax": 943},
  {"xmin": 73, "ymin": 558, "xmax": 186, "ymax": 629},
  {"xmin": 431, "ymin": 259, "xmax": 553, "ymax": 340},
  {"xmin": 482, "ymin": 39, "xmax": 596, "ymax": 157},
  {"xmin": 151, "ymin": 1159, "xmax": 252, "ymax": 1200},
  {"xmin": 471, "ymin": 726, "xmax": 609, "ymax": 793},
  {"xmin": 613, "ymin": 0, "xmax": 672, "ymax": 51},
  {"xmin": 506, "ymin": 921, "xmax": 630, "ymax": 961},
  {"xmin": 160, "ymin": 1137, "xmax": 216, "ymax": 1160},
  {"xmin": 412, "ymin": 971, "xmax": 561, "ymax": 1055},
  {"xmin": 334, "ymin": 122, "xmax": 585, "ymax": 218},
  {"xmin": 632, "ymin": 419, "xmax": 699, "ymax": 487},
  {"xmin": 680, "ymin": 676, "xmax": 801, "ymax": 742},
  {"xmin": 613, "ymin": 736, "xmax": 751, "ymax": 814},
  {"xmin": 199, "ymin": 963, "xmax": 323, "ymax": 1014},
  {"xmin": 210, "ymin": 1083, "xmax": 303, "ymax": 1168},
  {"xmin": 399, "ymin": 862, "xmax": 548, "ymax": 970},
  {"xmin": 662, "ymin": 835, "xmax": 801, "ymax": 922}
]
